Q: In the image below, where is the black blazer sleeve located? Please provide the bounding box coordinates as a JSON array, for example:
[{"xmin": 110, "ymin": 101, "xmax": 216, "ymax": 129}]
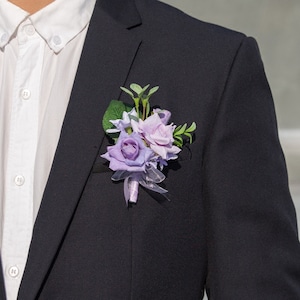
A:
[{"xmin": 203, "ymin": 36, "xmax": 300, "ymax": 299}]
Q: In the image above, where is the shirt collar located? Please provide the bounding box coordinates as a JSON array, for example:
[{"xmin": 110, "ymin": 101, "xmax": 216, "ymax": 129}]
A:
[{"xmin": 0, "ymin": 0, "xmax": 96, "ymax": 52}]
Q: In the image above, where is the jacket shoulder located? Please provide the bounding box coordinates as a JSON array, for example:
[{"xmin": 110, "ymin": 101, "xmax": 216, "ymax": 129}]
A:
[{"xmin": 135, "ymin": 0, "xmax": 246, "ymax": 50}]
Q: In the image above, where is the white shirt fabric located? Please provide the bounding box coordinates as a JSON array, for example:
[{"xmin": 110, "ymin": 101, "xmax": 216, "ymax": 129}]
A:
[{"xmin": 0, "ymin": 0, "xmax": 96, "ymax": 299}]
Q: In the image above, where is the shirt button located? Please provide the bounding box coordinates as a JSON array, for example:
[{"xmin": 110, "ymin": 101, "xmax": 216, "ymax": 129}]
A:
[
  {"xmin": 24, "ymin": 25, "xmax": 35, "ymax": 36},
  {"xmin": 52, "ymin": 35, "xmax": 62, "ymax": 45},
  {"xmin": 20, "ymin": 89, "xmax": 31, "ymax": 100},
  {"xmin": 1, "ymin": 32, "xmax": 9, "ymax": 43},
  {"xmin": 8, "ymin": 266, "xmax": 19, "ymax": 278},
  {"xmin": 14, "ymin": 175, "xmax": 25, "ymax": 186}
]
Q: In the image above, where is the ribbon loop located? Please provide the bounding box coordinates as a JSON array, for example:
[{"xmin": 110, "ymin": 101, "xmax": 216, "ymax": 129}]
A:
[{"xmin": 112, "ymin": 164, "xmax": 169, "ymax": 205}]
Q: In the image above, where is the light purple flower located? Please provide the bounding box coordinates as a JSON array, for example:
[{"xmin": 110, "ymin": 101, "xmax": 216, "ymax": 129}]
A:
[
  {"xmin": 152, "ymin": 108, "xmax": 171, "ymax": 125},
  {"xmin": 101, "ymin": 131, "xmax": 153, "ymax": 172},
  {"xmin": 106, "ymin": 108, "xmax": 137, "ymax": 133},
  {"xmin": 131, "ymin": 113, "xmax": 181, "ymax": 160}
]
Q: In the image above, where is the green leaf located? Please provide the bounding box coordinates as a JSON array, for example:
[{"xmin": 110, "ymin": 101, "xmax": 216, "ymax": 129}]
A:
[
  {"xmin": 130, "ymin": 83, "xmax": 143, "ymax": 95},
  {"xmin": 174, "ymin": 135, "xmax": 183, "ymax": 147},
  {"xmin": 148, "ymin": 86, "xmax": 159, "ymax": 96},
  {"xmin": 174, "ymin": 135, "xmax": 183, "ymax": 144},
  {"xmin": 186, "ymin": 122, "xmax": 197, "ymax": 133},
  {"xmin": 102, "ymin": 100, "xmax": 126, "ymax": 132},
  {"xmin": 142, "ymin": 84, "xmax": 150, "ymax": 92},
  {"xmin": 184, "ymin": 132, "xmax": 193, "ymax": 143},
  {"xmin": 174, "ymin": 140, "xmax": 182, "ymax": 147},
  {"xmin": 174, "ymin": 125, "xmax": 182, "ymax": 133},
  {"xmin": 174, "ymin": 123, "xmax": 187, "ymax": 136},
  {"xmin": 120, "ymin": 87, "xmax": 134, "ymax": 98}
]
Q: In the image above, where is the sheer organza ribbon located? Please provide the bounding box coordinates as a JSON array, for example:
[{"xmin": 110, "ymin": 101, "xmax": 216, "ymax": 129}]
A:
[{"xmin": 111, "ymin": 165, "xmax": 168, "ymax": 205}]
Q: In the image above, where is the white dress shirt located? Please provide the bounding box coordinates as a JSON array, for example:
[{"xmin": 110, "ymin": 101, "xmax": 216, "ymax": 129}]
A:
[{"xmin": 0, "ymin": 0, "xmax": 96, "ymax": 298}]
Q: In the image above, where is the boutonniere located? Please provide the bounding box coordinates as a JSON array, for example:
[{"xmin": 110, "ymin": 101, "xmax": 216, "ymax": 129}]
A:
[{"xmin": 101, "ymin": 83, "xmax": 196, "ymax": 205}]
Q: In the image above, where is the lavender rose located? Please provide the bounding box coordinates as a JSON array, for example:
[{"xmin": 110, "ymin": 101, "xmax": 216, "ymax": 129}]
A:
[
  {"xmin": 152, "ymin": 108, "xmax": 171, "ymax": 125},
  {"xmin": 131, "ymin": 113, "xmax": 181, "ymax": 160},
  {"xmin": 101, "ymin": 131, "xmax": 153, "ymax": 172}
]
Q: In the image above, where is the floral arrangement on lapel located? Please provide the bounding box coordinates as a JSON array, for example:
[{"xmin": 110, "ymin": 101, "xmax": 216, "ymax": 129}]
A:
[{"xmin": 101, "ymin": 83, "xmax": 196, "ymax": 205}]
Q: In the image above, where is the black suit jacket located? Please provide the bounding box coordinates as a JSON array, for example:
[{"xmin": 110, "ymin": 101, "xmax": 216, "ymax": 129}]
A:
[{"xmin": 1, "ymin": 0, "xmax": 299, "ymax": 299}]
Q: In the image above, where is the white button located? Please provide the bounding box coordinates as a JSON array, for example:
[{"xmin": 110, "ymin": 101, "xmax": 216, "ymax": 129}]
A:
[
  {"xmin": 14, "ymin": 175, "xmax": 25, "ymax": 186},
  {"xmin": 24, "ymin": 25, "xmax": 35, "ymax": 36},
  {"xmin": 52, "ymin": 35, "xmax": 62, "ymax": 45},
  {"xmin": 8, "ymin": 266, "xmax": 19, "ymax": 278},
  {"xmin": 1, "ymin": 32, "xmax": 8, "ymax": 43},
  {"xmin": 20, "ymin": 89, "xmax": 31, "ymax": 100}
]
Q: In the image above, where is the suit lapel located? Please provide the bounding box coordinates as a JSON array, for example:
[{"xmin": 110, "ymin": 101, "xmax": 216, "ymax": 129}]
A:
[{"xmin": 17, "ymin": 2, "xmax": 142, "ymax": 299}]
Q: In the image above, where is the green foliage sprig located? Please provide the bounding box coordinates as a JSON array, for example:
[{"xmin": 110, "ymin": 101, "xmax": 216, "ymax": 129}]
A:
[
  {"xmin": 120, "ymin": 83, "xmax": 159, "ymax": 120},
  {"xmin": 102, "ymin": 83, "xmax": 196, "ymax": 148},
  {"xmin": 173, "ymin": 122, "xmax": 196, "ymax": 147}
]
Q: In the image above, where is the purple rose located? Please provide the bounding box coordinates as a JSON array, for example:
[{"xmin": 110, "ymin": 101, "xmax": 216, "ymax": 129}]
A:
[
  {"xmin": 101, "ymin": 131, "xmax": 153, "ymax": 172},
  {"xmin": 131, "ymin": 113, "xmax": 181, "ymax": 160}
]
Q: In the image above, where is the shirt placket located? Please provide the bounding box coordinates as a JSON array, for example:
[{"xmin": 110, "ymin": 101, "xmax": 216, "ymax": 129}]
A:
[{"xmin": 1, "ymin": 19, "xmax": 44, "ymax": 300}]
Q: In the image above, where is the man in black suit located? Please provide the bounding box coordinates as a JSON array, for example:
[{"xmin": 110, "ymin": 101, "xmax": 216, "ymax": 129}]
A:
[{"xmin": 0, "ymin": 0, "xmax": 299, "ymax": 299}]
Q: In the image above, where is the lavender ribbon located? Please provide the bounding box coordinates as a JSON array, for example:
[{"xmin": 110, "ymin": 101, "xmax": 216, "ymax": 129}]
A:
[{"xmin": 111, "ymin": 165, "xmax": 168, "ymax": 205}]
